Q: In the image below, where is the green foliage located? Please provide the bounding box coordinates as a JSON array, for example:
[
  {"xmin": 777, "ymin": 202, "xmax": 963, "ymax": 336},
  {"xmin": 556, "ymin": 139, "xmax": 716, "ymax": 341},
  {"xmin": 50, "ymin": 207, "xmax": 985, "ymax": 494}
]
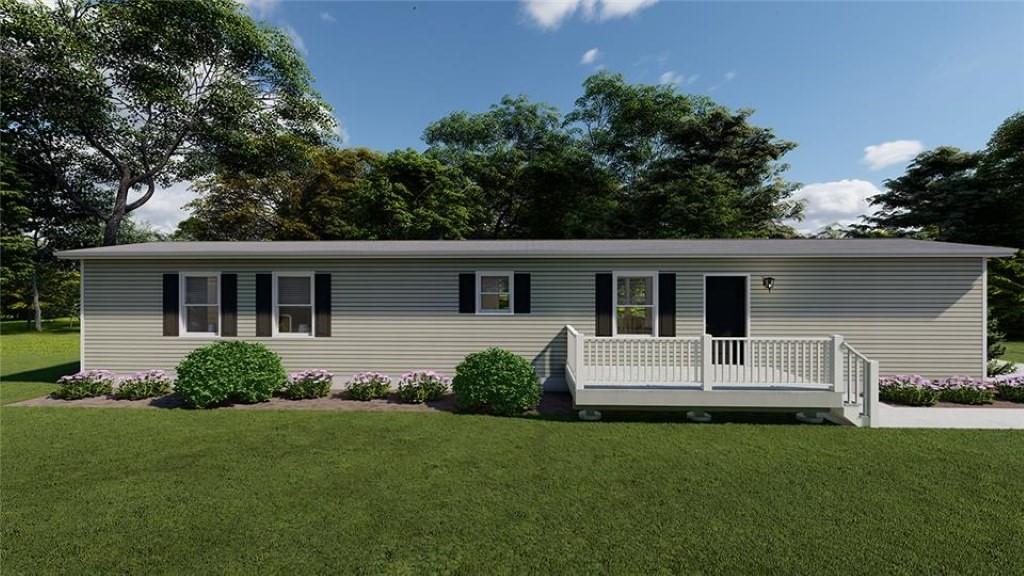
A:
[
  {"xmin": 452, "ymin": 348, "xmax": 540, "ymax": 416},
  {"xmin": 396, "ymin": 371, "xmax": 450, "ymax": 404},
  {"xmin": 2, "ymin": 0, "xmax": 335, "ymax": 245},
  {"xmin": 174, "ymin": 341, "xmax": 286, "ymax": 408},
  {"xmin": 878, "ymin": 375, "xmax": 939, "ymax": 407},
  {"xmin": 280, "ymin": 369, "xmax": 333, "ymax": 400},
  {"xmin": 54, "ymin": 370, "xmax": 114, "ymax": 400},
  {"xmin": 345, "ymin": 372, "xmax": 391, "ymax": 401},
  {"xmin": 114, "ymin": 370, "xmax": 173, "ymax": 401}
]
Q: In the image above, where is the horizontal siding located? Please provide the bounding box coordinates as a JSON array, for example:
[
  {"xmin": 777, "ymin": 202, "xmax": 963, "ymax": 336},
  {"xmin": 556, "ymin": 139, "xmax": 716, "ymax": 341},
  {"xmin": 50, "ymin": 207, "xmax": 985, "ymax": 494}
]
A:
[{"xmin": 82, "ymin": 257, "xmax": 985, "ymax": 382}]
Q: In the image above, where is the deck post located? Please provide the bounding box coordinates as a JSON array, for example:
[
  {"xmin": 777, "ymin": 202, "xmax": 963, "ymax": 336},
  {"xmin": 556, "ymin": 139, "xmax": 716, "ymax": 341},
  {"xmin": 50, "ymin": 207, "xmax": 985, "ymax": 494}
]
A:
[
  {"xmin": 831, "ymin": 334, "xmax": 844, "ymax": 394},
  {"xmin": 575, "ymin": 329, "xmax": 585, "ymax": 389},
  {"xmin": 865, "ymin": 359, "xmax": 880, "ymax": 426},
  {"xmin": 701, "ymin": 334, "xmax": 713, "ymax": 391}
]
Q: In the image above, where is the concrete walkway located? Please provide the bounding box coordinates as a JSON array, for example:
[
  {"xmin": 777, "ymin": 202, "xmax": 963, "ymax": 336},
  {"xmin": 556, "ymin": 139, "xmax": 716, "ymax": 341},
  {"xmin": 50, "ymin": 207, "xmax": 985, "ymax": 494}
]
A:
[{"xmin": 874, "ymin": 403, "xmax": 1024, "ymax": 429}]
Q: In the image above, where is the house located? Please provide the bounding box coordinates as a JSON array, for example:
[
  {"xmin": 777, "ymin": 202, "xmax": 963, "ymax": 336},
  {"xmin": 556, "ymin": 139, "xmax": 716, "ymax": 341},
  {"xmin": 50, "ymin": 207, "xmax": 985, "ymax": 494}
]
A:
[{"xmin": 58, "ymin": 239, "xmax": 1015, "ymax": 425}]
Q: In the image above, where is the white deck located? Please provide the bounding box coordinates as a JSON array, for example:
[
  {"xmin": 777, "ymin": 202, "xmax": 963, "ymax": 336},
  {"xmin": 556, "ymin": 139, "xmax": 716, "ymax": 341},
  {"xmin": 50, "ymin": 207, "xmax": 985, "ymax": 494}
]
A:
[{"xmin": 565, "ymin": 326, "xmax": 879, "ymax": 425}]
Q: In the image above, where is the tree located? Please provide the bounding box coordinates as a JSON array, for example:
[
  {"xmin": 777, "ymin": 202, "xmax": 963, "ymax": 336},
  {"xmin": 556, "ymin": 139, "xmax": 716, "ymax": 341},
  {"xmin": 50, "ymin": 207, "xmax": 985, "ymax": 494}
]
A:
[
  {"xmin": 1, "ymin": 0, "xmax": 335, "ymax": 245},
  {"xmin": 425, "ymin": 95, "xmax": 617, "ymax": 238},
  {"xmin": 177, "ymin": 147, "xmax": 480, "ymax": 241},
  {"xmin": 565, "ymin": 72, "xmax": 802, "ymax": 238}
]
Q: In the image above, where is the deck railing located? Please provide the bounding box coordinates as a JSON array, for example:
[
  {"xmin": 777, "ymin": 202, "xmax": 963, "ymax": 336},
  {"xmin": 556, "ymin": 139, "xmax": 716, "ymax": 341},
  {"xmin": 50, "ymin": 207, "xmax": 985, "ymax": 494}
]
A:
[{"xmin": 565, "ymin": 326, "xmax": 878, "ymax": 407}]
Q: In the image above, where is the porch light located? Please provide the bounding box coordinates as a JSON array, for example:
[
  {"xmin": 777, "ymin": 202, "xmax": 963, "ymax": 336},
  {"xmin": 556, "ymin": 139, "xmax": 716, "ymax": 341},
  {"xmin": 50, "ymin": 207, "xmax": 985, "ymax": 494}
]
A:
[{"xmin": 762, "ymin": 276, "xmax": 775, "ymax": 293}]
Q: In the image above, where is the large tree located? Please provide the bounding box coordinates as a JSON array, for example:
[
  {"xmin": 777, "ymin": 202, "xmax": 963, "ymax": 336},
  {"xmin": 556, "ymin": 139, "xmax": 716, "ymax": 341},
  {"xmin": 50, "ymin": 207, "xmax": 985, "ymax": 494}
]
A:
[
  {"xmin": 1, "ymin": 0, "xmax": 335, "ymax": 245},
  {"xmin": 424, "ymin": 95, "xmax": 617, "ymax": 239},
  {"xmin": 565, "ymin": 72, "xmax": 802, "ymax": 238}
]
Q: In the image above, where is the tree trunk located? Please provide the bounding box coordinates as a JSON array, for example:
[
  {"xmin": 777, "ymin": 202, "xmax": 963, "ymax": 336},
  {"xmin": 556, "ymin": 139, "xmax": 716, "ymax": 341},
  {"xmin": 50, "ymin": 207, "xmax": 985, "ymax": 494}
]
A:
[
  {"xmin": 102, "ymin": 212, "xmax": 123, "ymax": 246},
  {"xmin": 32, "ymin": 270, "xmax": 43, "ymax": 332}
]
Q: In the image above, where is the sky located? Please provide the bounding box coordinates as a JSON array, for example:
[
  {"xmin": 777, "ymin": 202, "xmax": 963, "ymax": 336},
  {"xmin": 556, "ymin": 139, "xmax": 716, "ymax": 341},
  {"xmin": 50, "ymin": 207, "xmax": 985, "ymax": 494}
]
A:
[{"xmin": 135, "ymin": 0, "xmax": 1024, "ymax": 235}]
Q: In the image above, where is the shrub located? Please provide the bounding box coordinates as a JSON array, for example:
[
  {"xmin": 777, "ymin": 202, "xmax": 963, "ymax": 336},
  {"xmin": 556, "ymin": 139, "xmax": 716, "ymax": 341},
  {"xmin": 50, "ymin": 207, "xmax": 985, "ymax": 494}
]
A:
[
  {"xmin": 114, "ymin": 370, "xmax": 172, "ymax": 400},
  {"xmin": 281, "ymin": 369, "xmax": 334, "ymax": 400},
  {"xmin": 54, "ymin": 370, "xmax": 114, "ymax": 400},
  {"xmin": 878, "ymin": 375, "xmax": 939, "ymax": 406},
  {"xmin": 991, "ymin": 374, "xmax": 1024, "ymax": 403},
  {"xmin": 346, "ymin": 372, "xmax": 391, "ymax": 401},
  {"xmin": 452, "ymin": 347, "xmax": 540, "ymax": 416},
  {"xmin": 936, "ymin": 375, "xmax": 995, "ymax": 405},
  {"xmin": 175, "ymin": 341, "xmax": 286, "ymax": 408},
  {"xmin": 396, "ymin": 370, "xmax": 450, "ymax": 404}
]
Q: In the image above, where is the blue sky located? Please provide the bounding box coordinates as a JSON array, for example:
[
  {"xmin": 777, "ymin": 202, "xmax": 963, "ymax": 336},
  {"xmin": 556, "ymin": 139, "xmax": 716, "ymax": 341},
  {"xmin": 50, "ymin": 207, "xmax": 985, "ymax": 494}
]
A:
[{"xmin": 138, "ymin": 1, "xmax": 1024, "ymax": 234}]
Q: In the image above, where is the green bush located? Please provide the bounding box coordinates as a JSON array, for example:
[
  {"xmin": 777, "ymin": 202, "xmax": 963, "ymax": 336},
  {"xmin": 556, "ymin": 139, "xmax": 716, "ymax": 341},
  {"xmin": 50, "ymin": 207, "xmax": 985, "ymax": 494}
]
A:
[
  {"xmin": 281, "ymin": 369, "xmax": 334, "ymax": 400},
  {"xmin": 54, "ymin": 370, "xmax": 114, "ymax": 400},
  {"xmin": 114, "ymin": 370, "xmax": 172, "ymax": 400},
  {"xmin": 993, "ymin": 375, "xmax": 1024, "ymax": 403},
  {"xmin": 452, "ymin": 348, "xmax": 540, "ymax": 416},
  {"xmin": 175, "ymin": 341, "xmax": 286, "ymax": 408},
  {"xmin": 346, "ymin": 372, "xmax": 391, "ymax": 401},
  {"xmin": 936, "ymin": 376, "xmax": 994, "ymax": 405},
  {"xmin": 396, "ymin": 370, "xmax": 450, "ymax": 404},
  {"xmin": 878, "ymin": 375, "xmax": 939, "ymax": 407}
]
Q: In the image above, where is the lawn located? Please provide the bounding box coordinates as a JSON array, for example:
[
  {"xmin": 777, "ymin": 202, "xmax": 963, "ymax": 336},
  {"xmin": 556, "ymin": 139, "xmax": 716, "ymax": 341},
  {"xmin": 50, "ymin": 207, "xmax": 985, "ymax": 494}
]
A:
[
  {"xmin": 0, "ymin": 319, "xmax": 79, "ymax": 405},
  {"xmin": 2, "ymin": 324, "xmax": 1023, "ymax": 574},
  {"xmin": 1004, "ymin": 340, "xmax": 1024, "ymax": 364}
]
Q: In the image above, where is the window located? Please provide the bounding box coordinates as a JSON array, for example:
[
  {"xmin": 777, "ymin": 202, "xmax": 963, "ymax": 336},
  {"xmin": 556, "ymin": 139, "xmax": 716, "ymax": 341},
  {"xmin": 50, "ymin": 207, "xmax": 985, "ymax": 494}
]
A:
[
  {"xmin": 614, "ymin": 273, "xmax": 657, "ymax": 336},
  {"xmin": 477, "ymin": 272, "xmax": 513, "ymax": 315},
  {"xmin": 181, "ymin": 274, "xmax": 219, "ymax": 335},
  {"xmin": 275, "ymin": 273, "xmax": 313, "ymax": 336}
]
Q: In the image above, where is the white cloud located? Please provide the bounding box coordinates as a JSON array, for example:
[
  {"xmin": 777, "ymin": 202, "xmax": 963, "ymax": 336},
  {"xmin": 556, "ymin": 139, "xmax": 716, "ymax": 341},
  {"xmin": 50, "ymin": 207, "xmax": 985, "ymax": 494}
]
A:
[
  {"xmin": 522, "ymin": 0, "xmax": 658, "ymax": 29},
  {"xmin": 659, "ymin": 70, "xmax": 684, "ymax": 86},
  {"xmin": 598, "ymin": 0, "xmax": 658, "ymax": 21},
  {"xmin": 130, "ymin": 181, "xmax": 197, "ymax": 234},
  {"xmin": 283, "ymin": 24, "xmax": 307, "ymax": 56},
  {"xmin": 580, "ymin": 48, "xmax": 600, "ymax": 65},
  {"xmin": 862, "ymin": 140, "xmax": 924, "ymax": 170},
  {"xmin": 320, "ymin": 11, "xmax": 336, "ymax": 23},
  {"xmin": 790, "ymin": 179, "xmax": 881, "ymax": 233},
  {"xmin": 724, "ymin": 71, "xmax": 736, "ymax": 81},
  {"xmin": 708, "ymin": 71, "xmax": 736, "ymax": 92},
  {"xmin": 240, "ymin": 0, "xmax": 280, "ymax": 18}
]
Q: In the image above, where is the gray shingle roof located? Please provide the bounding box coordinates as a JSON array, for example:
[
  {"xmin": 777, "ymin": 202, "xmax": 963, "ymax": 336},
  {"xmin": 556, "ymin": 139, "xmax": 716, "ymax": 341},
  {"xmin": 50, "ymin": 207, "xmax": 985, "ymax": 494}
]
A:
[{"xmin": 56, "ymin": 239, "xmax": 1017, "ymax": 260}]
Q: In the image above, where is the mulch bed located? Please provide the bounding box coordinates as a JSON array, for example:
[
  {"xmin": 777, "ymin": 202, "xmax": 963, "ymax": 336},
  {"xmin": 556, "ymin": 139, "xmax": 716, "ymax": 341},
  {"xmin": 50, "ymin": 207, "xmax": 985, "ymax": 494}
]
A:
[{"xmin": 9, "ymin": 390, "xmax": 577, "ymax": 416}]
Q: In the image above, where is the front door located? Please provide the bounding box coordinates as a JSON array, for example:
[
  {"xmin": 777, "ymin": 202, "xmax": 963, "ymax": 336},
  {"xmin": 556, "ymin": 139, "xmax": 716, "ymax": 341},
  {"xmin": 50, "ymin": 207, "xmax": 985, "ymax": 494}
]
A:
[{"xmin": 705, "ymin": 276, "xmax": 747, "ymax": 364}]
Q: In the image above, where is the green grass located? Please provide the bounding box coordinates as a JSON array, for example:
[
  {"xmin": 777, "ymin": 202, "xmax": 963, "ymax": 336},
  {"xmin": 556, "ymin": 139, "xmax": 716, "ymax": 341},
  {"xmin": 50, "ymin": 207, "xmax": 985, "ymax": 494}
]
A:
[
  {"xmin": 1003, "ymin": 340, "xmax": 1024, "ymax": 364},
  {"xmin": 2, "ymin": 408, "xmax": 1023, "ymax": 574},
  {"xmin": 2, "ymin": 320, "xmax": 1023, "ymax": 573},
  {"xmin": 0, "ymin": 319, "xmax": 79, "ymax": 405}
]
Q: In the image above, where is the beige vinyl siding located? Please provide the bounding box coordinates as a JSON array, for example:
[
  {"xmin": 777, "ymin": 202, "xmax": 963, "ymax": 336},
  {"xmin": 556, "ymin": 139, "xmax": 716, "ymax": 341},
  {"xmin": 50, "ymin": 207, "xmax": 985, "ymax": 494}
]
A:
[{"xmin": 82, "ymin": 257, "xmax": 986, "ymax": 383}]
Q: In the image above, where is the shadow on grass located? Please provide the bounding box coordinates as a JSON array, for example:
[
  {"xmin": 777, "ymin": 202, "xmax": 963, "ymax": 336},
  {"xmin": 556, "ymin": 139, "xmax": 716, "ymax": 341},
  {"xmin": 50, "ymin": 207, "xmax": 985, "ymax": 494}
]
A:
[{"xmin": 2, "ymin": 361, "xmax": 80, "ymax": 383}]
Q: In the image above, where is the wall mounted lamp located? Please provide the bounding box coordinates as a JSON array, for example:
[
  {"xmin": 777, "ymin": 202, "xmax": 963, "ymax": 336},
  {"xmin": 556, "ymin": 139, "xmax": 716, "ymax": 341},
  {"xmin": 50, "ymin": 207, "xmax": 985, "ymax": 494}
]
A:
[{"xmin": 762, "ymin": 276, "xmax": 775, "ymax": 293}]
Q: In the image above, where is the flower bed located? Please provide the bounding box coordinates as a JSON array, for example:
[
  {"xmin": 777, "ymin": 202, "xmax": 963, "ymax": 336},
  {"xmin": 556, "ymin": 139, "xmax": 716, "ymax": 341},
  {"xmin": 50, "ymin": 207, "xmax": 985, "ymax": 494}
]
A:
[
  {"xmin": 55, "ymin": 369, "xmax": 115, "ymax": 400},
  {"xmin": 114, "ymin": 370, "xmax": 172, "ymax": 400},
  {"xmin": 281, "ymin": 369, "xmax": 334, "ymax": 400},
  {"xmin": 991, "ymin": 373, "xmax": 1024, "ymax": 403},
  {"xmin": 346, "ymin": 372, "xmax": 391, "ymax": 401},
  {"xmin": 396, "ymin": 370, "xmax": 450, "ymax": 404},
  {"xmin": 878, "ymin": 375, "xmax": 940, "ymax": 406},
  {"xmin": 936, "ymin": 375, "xmax": 995, "ymax": 405}
]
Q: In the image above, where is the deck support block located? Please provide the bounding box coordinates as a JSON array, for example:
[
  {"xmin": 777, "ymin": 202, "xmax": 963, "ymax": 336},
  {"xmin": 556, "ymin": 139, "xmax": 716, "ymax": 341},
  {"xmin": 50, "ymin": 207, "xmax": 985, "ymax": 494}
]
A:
[
  {"xmin": 578, "ymin": 409, "xmax": 602, "ymax": 421},
  {"xmin": 686, "ymin": 411, "xmax": 712, "ymax": 423},
  {"xmin": 795, "ymin": 411, "xmax": 826, "ymax": 424}
]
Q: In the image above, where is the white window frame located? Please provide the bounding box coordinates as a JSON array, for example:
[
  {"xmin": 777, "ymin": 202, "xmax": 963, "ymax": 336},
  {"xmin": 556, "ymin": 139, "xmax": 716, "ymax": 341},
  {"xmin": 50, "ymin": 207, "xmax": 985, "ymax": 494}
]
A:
[
  {"xmin": 272, "ymin": 271, "xmax": 316, "ymax": 338},
  {"xmin": 475, "ymin": 271, "xmax": 514, "ymax": 316},
  {"xmin": 612, "ymin": 271, "xmax": 659, "ymax": 337},
  {"xmin": 179, "ymin": 272, "xmax": 221, "ymax": 338}
]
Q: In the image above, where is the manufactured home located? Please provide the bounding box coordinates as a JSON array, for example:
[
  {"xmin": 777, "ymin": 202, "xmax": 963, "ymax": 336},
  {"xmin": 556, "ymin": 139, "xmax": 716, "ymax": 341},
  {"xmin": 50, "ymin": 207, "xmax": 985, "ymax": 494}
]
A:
[{"xmin": 58, "ymin": 239, "xmax": 1015, "ymax": 425}]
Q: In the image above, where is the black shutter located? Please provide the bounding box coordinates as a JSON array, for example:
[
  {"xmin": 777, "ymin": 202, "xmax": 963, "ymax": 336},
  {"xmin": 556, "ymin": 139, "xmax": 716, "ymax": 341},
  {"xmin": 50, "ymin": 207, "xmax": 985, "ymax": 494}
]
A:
[
  {"xmin": 162, "ymin": 273, "xmax": 179, "ymax": 336},
  {"xmin": 595, "ymin": 273, "xmax": 612, "ymax": 336},
  {"xmin": 458, "ymin": 273, "xmax": 475, "ymax": 313},
  {"xmin": 513, "ymin": 273, "xmax": 531, "ymax": 314},
  {"xmin": 256, "ymin": 273, "xmax": 272, "ymax": 336},
  {"xmin": 221, "ymin": 274, "xmax": 238, "ymax": 337},
  {"xmin": 658, "ymin": 272, "xmax": 676, "ymax": 337},
  {"xmin": 315, "ymin": 273, "xmax": 331, "ymax": 337}
]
